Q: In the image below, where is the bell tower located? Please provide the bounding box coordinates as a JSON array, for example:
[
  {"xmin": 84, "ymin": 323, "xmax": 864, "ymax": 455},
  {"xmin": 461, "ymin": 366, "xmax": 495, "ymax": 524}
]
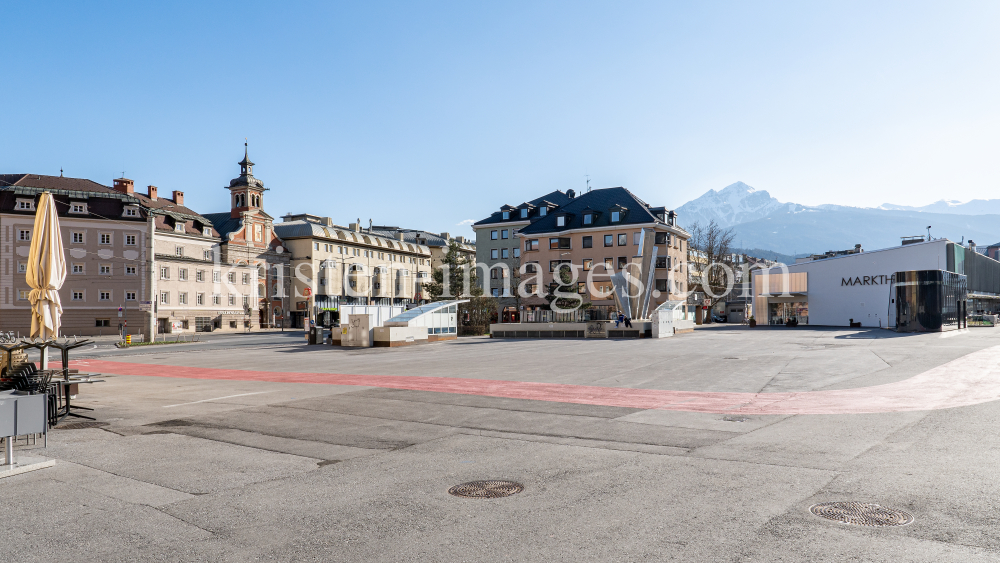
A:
[{"xmin": 228, "ymin": 141, "xmax": 268, "ymax": 219}]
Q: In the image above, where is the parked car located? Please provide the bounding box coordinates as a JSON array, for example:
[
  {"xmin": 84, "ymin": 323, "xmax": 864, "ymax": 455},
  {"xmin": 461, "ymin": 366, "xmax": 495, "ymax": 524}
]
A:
[{"xmin": 712, "ymin": 314, "xmax": 728, "ymax": 323}]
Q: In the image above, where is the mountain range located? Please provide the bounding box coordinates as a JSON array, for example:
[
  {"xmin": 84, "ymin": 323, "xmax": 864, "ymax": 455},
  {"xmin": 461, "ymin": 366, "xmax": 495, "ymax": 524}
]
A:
[{"xmin": 676, "ymin": 182, "xmax": 1000, "ymax": 256}]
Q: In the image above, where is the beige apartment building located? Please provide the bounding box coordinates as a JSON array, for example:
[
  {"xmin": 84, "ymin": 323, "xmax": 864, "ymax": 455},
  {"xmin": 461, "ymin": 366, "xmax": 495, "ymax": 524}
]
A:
[
  {"xmin": 485, "ymin": 186, "xmax": 690, "ymax": 320},
  {"xmin": 0, "ymin": 174, "xmax": 148, "ymax": 336},
  {"xmin": 371, "ymin": 227, "xmax": 475, "ymax": 270},
  {"xmin": 274, "ymin": 214, "xmax": 433, "ymax": 328}
]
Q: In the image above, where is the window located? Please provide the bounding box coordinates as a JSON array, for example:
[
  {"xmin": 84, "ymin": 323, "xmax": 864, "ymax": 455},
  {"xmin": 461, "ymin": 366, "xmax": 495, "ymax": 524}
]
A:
[
  {"xmin": 95, "ymin": 319, "xmax": 110, "ymax": 327},
  {"xmin": 160, "ymin": 292, "xmax": 169, "ymax": 304},
  {"xmin": 656, "ymin": 279, "xmax": 668, "ymax": 292},
  {"xmin": 213, "ymin": 271, "xmax": 221, "ymax": 283},
  {"xmin": 242, "ymin": 273, "xmax": 250, "ymax": 285},
  {"xmin": 655, "ymin": 256, "xmax": 667, "ymax": 269},
  {"xmin": 513, "ymin": 248, "xmax": 521, "ymax": 258},
  {"xmin": 525, "ymin": 284, "xmax": 537, "ymax": 294},
  {"xmin": 17, "ymin": 262, "xmax": 26, "ymax": 274},
  {"xmin": 178, "ymin": 292, "xmax": 188, "ymax": 305},
  {"xmin": 655, "ymin": 232, "xmax": 668, "ymax": 245},
  {"xmin": 491, "ymin": 230, "xmax": 498, "ymax": 240},
  {"xmin": 549, "ymin": 238, "xmax": 570, "ymax": 250},
  {"xmin": 72, "ymin": 291, "xmax": 84, "ymax": 301},
  {"xmin": 100, "ymin": 233, "xmax": 111, "ymax": 245},
  {"xmin": 583, "ymin": 213, "xmax": 593, "ymax": 225},
  {"xmin": 178, "ymin": 268, "xmax": 188, "ymax": 281},
  {"xmin": 491, "ymin": 288, "xmax": 500, "ymax": 297},
  {"xmin": 70, "ymin": 203, "xmax": 87, "ymax": 214},
  {"xmin": 525, "ymin": 239, "xmax": 539, "ymax": 251},
  {"xmin": 71, "ymin": 232, "xmax": 84, "ymax": 244},
  {"xmin": 549, "ymin": 260, "xmax": 571, "ymax": 272},
  {"xmin": 228, "ymin": 272, "xmax": 235, "ymax": 283},
  {"xmin": 99, "ymin": 264, "xmax": 111, "ymax": 275},
  {"xmin": 124, "ymin": 207, "xmax": 138, "ymax": 217},
  {"xmin": 315, "ymin": 242, "xmax": 320, "ymax": 251},
  {"xmin": 16, "ymin": 199, "xmax": 34, "ymax": 211},
  {"xmin": 501, "ymin": 229, "xmax": 509, "ymax": 240},
  {"xmin": 126, "ymin": 265, "xmax": 137, "ymax": 275},
  {"xmin": 203, "ymin": 227, "xmax": 212, "ymax": 236},
  {"xmin": 491, "ymin": 268, "xmax": 500, "ymax": 279},
  {"xmin": 502, "ymin": 211, "xmax": 510, "ymax": 220},
  {"xmin": 634, "ymin": 232, "xmax": 642, "ymax": 245},
  {"xmin": 604, "ymin": 257, "xmax": 614, "ymax": 269},
  {"xmin": 525, "ymin": 263, "xmax": 537, "ymax": 274},
  {"xmin": 175, "ymin": 246, "xmax": 184, "ymax": 256},
  {"xmin": 611, "ymin": 211, "xmax": 621, "ymax": 222},
  {"xmin": 72, "ymin": 263, "xmax": 85, "ymax": 274},
  {"xmin": 18, "ymin": 289, "xmax": 30, "ymax": 300},
  {"xmin": 174, "ymin": 223, "xmax": 185, "ymax": 233},
  {"xmin": 228, "ymin": 294, "xmax": 236, "ymax": 306},
  {"xmin": 243, "ymin": 295, "xmax": 250, "ymax": 307},
  {"xmin": 18, "ymin": 230, "xmax": 31, "ymax": 241},
  {"xmin": 577, "ymin": 282, "xmax": 587, "ymax": 294},
  {"xmin": 604, "ymin": 235, "xmax": 613, "ymax": 247},
  {"xmin": 540, "ymin": 208, "xmax": 547, "ymax": 216},
  {"xmin": 255, "ymin": 224, "xmax": 263, "ymax": 241},
  {"xmin": 618, "ymin": 257, "xmax": 628, "ymax": 269},
  {"xmin": 125, "ymin": 234, "xmax": 137, "ymax": 246},
  {"xmin": 160, "ymin": 267, "xmax": 169, "ymax": 279},
  {"xmin": 196, "ymin": 293, "xmax": 204, "ymax": 305},
  {"xmin": 196, "ymin": 270, "xmax": 204, "ymax": 282},
  {"xmin": 204, "ymin": 249, "xmax": 213, "ymax": 260},
  {"xmin": 490, "ymin": 249, "xmax": 498, "ymax": 259},
  {"xmin": 582, "ymin": 236, "xmax": 592, "ymax": 248},
  {"xmin": 618, "ymin": 234, "xmax": 627, "ymax": 246},
  {"xmin": 99, "ymin": 291, "xmax": 111, "ymax": 301},
  {"xmin": 556, "ymin": 216, "xmax": 566, "ymax": 227},
  {"xmin": 126, "ymin": 291, "xmax": 136, "ymax": 300},
  {"xmin": 520, "ymin": 208, "xmax": 528, "ymax": 218},
  {"xmin": 583, "ymin": 259, "xmax": 593, "ymax": 271},
  {"xmin": 213, "ymin": 294, "xmax": 221, "ymax": 305}
]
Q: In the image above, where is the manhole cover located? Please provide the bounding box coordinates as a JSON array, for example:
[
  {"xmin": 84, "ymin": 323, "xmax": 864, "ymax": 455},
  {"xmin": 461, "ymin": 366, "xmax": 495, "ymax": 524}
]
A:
[
  {"xmin": 448, "ymin": 480, "xmax": 523, "ymax": 499},
  {"xmin": 55, "ymin": 421, "xmax": 109, "ymax": 430},
  {"xmin": 809, "ymin": 502, "xmax": 913, "ymax": 527}
]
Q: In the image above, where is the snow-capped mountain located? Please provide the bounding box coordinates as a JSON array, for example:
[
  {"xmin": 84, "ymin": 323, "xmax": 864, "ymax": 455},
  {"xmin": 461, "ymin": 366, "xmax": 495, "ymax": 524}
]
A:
[
  {"xmin": 673, "ymin": 181, "xmax": 1000, "ymax": 256},
  {"xmin": 676, "ymin": 181, "xmax": 802, "ymax": 228},
  {"xmin": 879, "ymin": 199, "xmax": 1000, "ymax": 215}
]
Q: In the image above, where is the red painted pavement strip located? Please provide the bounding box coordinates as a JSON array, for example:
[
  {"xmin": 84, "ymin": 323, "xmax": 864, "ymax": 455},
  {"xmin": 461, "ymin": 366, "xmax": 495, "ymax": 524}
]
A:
[{"xmin": 67, "ymin": 345, "xmax": 1000, "ymax": 415}]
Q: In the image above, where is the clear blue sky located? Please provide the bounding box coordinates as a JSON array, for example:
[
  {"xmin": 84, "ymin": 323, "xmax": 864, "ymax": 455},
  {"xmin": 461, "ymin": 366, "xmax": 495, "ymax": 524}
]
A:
[{"xmin": 3, "ymin": 1, "xmax": 998, "ymax": 236}]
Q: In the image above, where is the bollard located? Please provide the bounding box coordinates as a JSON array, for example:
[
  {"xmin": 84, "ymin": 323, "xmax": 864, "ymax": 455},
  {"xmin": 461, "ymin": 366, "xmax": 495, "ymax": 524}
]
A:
[{"xmin": 4, "ymin": 436, "xmax": 12, "ymax": 467}]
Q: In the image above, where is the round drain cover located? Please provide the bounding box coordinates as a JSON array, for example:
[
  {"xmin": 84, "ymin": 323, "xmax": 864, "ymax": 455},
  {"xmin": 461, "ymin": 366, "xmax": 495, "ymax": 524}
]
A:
[
  {"xmin": 810, "ymin": 502, "xmax": 913, "ymax": 527},
  {"xmin": 449, "ymin": 480, "xmax": 523, "ymax": 499}
]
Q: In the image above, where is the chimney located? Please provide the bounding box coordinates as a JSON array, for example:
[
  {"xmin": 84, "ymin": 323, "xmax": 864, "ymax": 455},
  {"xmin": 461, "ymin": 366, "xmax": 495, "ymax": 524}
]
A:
[
  {"xmin": 396, "ymin": 232, "xmax": 404, "ymax": 241},
  {"xmin": 455, "ymin": 236, "xmax": 465, "ymax": 243},
  {"xmin": 148, "ymin": 185, "xmax": 158, "ymax": 201},
  {"xmin": 322, "ymin": 217, "xmax": 333, "ymax": 227},
  {"xmin": 440, "ymin": 232, "xmax": 450, "ymax": 241},
  {"xmin": 113, "ymin": 178, "xmax": 134, "ymax": 195},
  {"xmin": 349, "ymin": 222, "xmax": 361, "ymax": 232},
  {"xmin": 172, "ymin": 190, "xmax": 184, "ymax": 206}
]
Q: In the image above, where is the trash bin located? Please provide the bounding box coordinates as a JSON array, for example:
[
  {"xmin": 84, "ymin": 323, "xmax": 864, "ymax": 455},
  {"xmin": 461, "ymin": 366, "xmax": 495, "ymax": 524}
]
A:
[{"xmin": 310, "ymin": 326, "xmax": 324, "ymax": 345}]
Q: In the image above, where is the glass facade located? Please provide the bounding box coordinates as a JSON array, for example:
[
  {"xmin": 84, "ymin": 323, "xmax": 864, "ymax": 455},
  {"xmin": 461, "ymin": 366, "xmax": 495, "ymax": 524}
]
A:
[
  {"xmin": 895, "ymin": 270, "xmax": 967, "ymax": 332},
  {"xmin": 767, "ymin": 302, "xmax": 809, "ymax": 325}
]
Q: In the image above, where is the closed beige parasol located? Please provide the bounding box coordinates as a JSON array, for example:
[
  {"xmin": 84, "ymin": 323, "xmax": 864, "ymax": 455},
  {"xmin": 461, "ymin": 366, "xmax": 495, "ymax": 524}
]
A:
[{"xmin": 26, "ymin": 192, "xmax": 67, "ymax": 342}]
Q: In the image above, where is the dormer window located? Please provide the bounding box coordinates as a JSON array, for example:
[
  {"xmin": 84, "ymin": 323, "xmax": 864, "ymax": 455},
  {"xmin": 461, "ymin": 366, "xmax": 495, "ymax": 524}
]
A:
[
  {"xmin": 556, "ymin": 216, "xmax": 566, "ymax": 227},
  {"xmin": 203, "ymin": 227, "xmax": 212, "ymax": 236},
  {"xmin": 174, "ymin": 223, "xmax": 185, "ymax": 233},
  {"xmin": 15, "ymin": 199, "xmax": 35, "ymax": 211},
  {"xmin": 611, "ymin": 211, "xmax": 621, "ymax": 222},
  {"xmin": 123, "ymin": 206, "xmax": 139, "ymax": 217},
  {"xmin": 520, "ymin": 208, "xmax": 528, "ymax": 218},
  {"xmin": 69, "ymin": 202, "xmax": 87, "ymax": 214},
  {"xmin": 540, "ymin": 208, "xmax": 547, "ymax": 217},
  {"xmin": 502, "ymin": 211, "xmax": 510, "ymax": 220},
  {"xmin": 583, "ymin": 213, "xmax": 593, "ymax": 225}
]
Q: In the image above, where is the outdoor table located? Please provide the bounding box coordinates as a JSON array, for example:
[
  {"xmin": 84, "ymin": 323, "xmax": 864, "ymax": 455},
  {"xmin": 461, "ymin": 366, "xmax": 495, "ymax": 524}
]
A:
[
  {"xmin": 49, "ymin": 377, "xmax": 104, "ymax": 424},
  {"xmin": 46, "ymin": 339, "xmax": 93, "ymax": 381}
]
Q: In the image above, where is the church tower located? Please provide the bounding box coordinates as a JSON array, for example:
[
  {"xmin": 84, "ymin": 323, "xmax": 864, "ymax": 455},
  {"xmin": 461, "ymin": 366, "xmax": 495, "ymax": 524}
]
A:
[{"xmin": 228, "ymin": 141, "xmax": 267, "ymax": 219}]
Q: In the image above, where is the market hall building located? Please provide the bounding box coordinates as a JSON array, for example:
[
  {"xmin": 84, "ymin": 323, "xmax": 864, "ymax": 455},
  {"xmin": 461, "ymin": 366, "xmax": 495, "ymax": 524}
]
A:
[{"xmin": 750, "ymin": 238, "xmax": 1000, "ymax": 331}]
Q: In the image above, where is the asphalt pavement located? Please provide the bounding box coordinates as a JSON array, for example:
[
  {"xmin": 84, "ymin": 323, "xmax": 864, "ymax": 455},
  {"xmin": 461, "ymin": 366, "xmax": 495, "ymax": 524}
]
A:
[{"xmin": 4, "ymin": 325, "xmax": 1000, "ymax": 562}]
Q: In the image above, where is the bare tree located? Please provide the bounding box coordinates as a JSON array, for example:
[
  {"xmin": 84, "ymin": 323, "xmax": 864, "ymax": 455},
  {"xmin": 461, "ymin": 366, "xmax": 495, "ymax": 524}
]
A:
[{"xmin": 688, "ymin": 220, "xmax": 738, "ymax": 317}]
